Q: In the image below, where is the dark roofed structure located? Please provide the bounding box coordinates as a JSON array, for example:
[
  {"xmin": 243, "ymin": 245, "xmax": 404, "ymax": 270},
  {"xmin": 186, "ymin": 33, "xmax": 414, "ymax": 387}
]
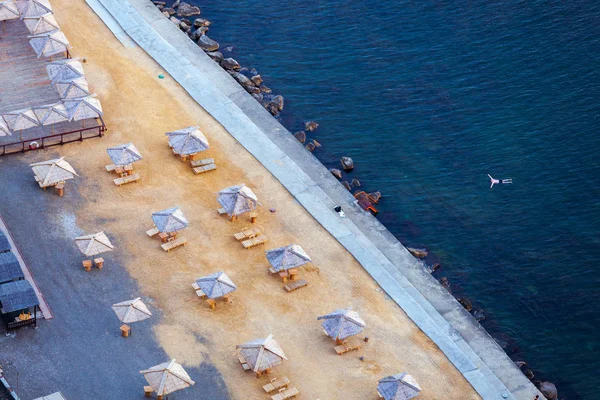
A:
[
  {"xmin": 0, "ymin": 252, "xmax": 24, "ymax": 284},
  {"xmin": 0, "ymin": 232, "xmax": 10, "ymax": 253},
  {"xmin": 0, "ymin": 280, "xmax": 38, "ymax": 313}
]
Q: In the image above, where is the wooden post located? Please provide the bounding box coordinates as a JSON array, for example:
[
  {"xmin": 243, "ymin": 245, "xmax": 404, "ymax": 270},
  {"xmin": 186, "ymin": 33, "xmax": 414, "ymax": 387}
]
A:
[{"xmin": 120, "ymin": 324, "xmax": 131, "ymax": 337}]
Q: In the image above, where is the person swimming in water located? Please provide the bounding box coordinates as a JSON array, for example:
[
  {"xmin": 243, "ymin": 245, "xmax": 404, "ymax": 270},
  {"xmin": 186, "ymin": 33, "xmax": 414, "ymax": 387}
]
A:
[{"xmin": 488, "ymin": 174, "xmax": 512, "ymax": 188}]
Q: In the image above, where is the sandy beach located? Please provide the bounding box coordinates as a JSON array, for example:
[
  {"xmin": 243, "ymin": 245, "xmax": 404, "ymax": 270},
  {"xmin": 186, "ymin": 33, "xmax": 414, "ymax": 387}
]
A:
[{"xmin": 2, "ymin": 0, "xmax": 481, "ymax": 398}]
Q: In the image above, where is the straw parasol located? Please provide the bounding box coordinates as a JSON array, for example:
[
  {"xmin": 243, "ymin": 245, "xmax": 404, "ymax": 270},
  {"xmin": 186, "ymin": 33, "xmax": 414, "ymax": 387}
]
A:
[
  {"xmin": 46, "ymin": 58, "xmax": 84, "ymax": 82},
  {"xmin": 23, "ymin": 12, "xmax": 58, "ymax": 34},
  {"xmin": 33, "ymin": 103, "xmax": 68, "ymax": 126},
  {"xmin": 107, "ymin": 142, "xmax": 142, "ymax": 166},
  {"xmin": 165, "ymin": 126, "xmax": 209, "ymax": 156},
  {"xmin": 140, "ymin": 359, "xmax": 195, "ymax": 397},
  {"xmin": 3, "ymin": 108, "xmax": 39, "ymax": 140},
  {"xmin": 152, "ymin": 207, "xmax": 188, "ymax": 233},
  {"xmin": 63, "ymin": 96, "xmax": 103, "ymax": 121},
  {"xmin": 265, "ymin": 244, "xmax": 311, "ymax": 273},
  {"xmin": 30, "ymin": 157, "xmax": 78, "ymax": 187},
  {"xmin": 216, "ymin": 184, "xmax": 260, "ymax": 218},
  {"xmin": 377, "ymin": 373, "xmax": 422, "ymax": 400},
  {"xmin": 0, "ymin": 116, "xmax": 11, "ymax": 137},
  {"xmin": 55, "ymin": 77, "xmax": 90, "ymax": 99},
  {"xmin": 111, "ymin": 297, "xmax": 152, "ymax": 323},
  {"xmin": 0, "ymin": 1, "xmax": 19, "ymax": 22},
  {"xmin": 17, "ymin": 0, "xmax": 51, "ymax": 19},
  {"xmin": 74, "ymin": 232, "xmax": 114, "ymax": 257},
  {"xmin": 317, "ymin": 307, "xmax": 366, "ymax": 343},
  {"xmin": 29, "ymin": 30, "xmax": 70, "ymax": 58},
  {"xmin": 236, "ymin": 334, "xmax": 287, "ymax": 374},
  {"xmin": 195, "ymin": 271, "xmax": 236, "ymax": 299}
]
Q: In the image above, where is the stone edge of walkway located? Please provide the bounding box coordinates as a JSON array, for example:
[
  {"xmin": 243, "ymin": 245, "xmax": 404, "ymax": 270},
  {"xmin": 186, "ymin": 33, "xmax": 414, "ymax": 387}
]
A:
[{"xmin": 85, "ymin": 0, "xmax": 544, "ymax": 399}]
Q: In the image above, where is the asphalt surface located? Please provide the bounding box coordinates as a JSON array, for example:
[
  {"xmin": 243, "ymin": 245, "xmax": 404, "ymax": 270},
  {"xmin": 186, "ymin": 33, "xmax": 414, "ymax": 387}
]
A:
[{"xmin": 0, "ymin": 151, "xmax": 229, "ymax": 399}]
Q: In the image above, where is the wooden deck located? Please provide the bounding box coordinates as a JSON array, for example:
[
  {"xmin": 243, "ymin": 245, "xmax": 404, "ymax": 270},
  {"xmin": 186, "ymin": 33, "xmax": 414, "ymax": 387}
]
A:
[{"xmin": 0, "ymin": 18, "xmax": 100, "ymax": 146}]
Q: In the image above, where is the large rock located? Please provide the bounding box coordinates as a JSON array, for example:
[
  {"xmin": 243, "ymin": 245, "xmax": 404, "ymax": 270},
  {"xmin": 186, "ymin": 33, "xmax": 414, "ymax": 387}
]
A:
[
  {"xmin": 251, "ymin": 75, "xmax": 263, "ymax": 86},
  {"xmin": 312, "ymin": 139, "xmax": 322, "ymax": 148},
  {"xmin": 193, "ymin": 18, "xmax": 211, "ymax": 28},
  {"xmin": 163, "ymin": 7, "xmax": 176, "ymax": 15},
  {"xmin": 539, "ymin": 382, "xmax": 558, "ymax": 400},
  {"xmin": 232, "ymin": 72, "xmax": 252, "ymax": 87},
  {"xmin": 329, "ymin": 168, "xmax": 342, "ymax": 179},
  {"xmin": 206, "ymin": 51, "xmax": 223, "ymax": 62},
  {"xmin": 251, "ymin": 93, "xmax": 263, "ymax": 102},
  {"xmin": 270, "ymin": 95, "xmax": 284, "ymax": 111},
  {"xmin": 305, "ymin": 142, "xmax": 316, "ymax": 152},
  {"xmin": 152, "ymin": 1, "xmax": 166, "ymax": 5},
  {"xmin": 341, "ymin": 181, "xmax": 352, "ymax": 191},
  {"xmin": 259, "ymin": 85, "xmax": 272, "ymax": 94},
  {"xmin": 340, "ymin": 156, "xmax": 354, "ymax": 171},
  {"xmin": 351, "ymin": 178, "xmax": 361, "ymax": 188},
  {"xmin": 197, "ymin": 34, "xmax": 219, "ymax": 51},
  {"xmin": 472, "ymin": 308, "xmax": 485, "ymax": 321},
  {"xmin": 439, "ymin": 277, "xmax": 450, "ymax": 290},
  {"xmin": 197, "ymin": 26, "xmax": 209, "ymax": 35},
  {"xmin": 245, "ymin": 85, "xmax": 261, "ymax": 95},
  {"xmin": 265, "ymin": 103, "xmax": 280, "ymax": 116},
  {"xmin": 305, "ymin": 121, "xmax": 319, "ymax": 131},
  {"xmin": 220, "ymin": 58, "xmax": 240, "ymax": 71},
  {"xmin": 458, "ymin": 297, "xmax": 473, "ymax": 312},
  {"xmin": 368, "ymin": 191, "xmax": 382, "ymax": 203},
  {"xmin": 172, "ymin": 0, "xmax": 180, "ymax": 8},
  {"xmin": 177, "ymin": 2, "xmax": 201, "ymax": 17},
  {"xmin": 293, "ymin": 131, "xmax": 306, "ymax": 144},
  {"xmin": 179, "ymin": 21, "xmax": 191, "ymax": 32},
  {"xmin": 189, "ymin": 29, "xmax": 201, "ymax": 42},
  {"xmin": 169, "ymin": 16, "xmax": 181, "ymax": 25},
  {"xmin": 407, "ymin": 247, "xmax": 428, "ymax": 258},
  {"xmin": 162, "ymin": 11, "xmax": 170, "ymax": 18}
]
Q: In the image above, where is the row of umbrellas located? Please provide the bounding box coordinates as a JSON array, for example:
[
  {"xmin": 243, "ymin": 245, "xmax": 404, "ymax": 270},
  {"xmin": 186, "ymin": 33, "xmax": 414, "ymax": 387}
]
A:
[
  {"xmin": 1, "ymin": 0, "xmax": 50, "ymax": 22},
  {"xmin": 0, "ymin": 97, "xmax": 103, "ymax": 137}
]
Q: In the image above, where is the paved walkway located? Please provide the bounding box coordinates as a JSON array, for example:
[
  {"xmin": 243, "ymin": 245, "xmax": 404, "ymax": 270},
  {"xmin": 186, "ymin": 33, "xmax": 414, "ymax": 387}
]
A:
[{"xmin": 85, "ymin": 1, "xmax": 543, "ymax": 398}]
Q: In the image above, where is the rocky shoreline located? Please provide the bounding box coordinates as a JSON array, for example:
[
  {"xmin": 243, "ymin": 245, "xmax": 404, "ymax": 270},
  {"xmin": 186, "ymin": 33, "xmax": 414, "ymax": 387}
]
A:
[{"xmin": 151, "ymin": 2, "xmax": 558, "ymax": 398}]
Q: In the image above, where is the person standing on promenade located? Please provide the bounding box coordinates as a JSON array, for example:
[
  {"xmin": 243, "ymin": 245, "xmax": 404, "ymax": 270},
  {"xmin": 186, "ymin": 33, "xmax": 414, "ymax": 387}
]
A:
[{"xmin": 488, "ymin": 174, "xmax": 513, "ymax": 188}]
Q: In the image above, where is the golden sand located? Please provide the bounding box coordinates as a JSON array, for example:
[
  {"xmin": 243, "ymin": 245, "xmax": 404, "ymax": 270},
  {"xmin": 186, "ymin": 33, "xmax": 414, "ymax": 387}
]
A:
[{"xmin": 46, "ymin": 1, "xmax": 480, "ymax": 398}]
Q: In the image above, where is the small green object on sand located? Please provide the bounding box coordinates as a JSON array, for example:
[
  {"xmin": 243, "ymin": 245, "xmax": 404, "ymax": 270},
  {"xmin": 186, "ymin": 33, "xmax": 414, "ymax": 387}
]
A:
[{"xmin": 158, "ymin": 74, "xmax": 164, "ymax": 79}]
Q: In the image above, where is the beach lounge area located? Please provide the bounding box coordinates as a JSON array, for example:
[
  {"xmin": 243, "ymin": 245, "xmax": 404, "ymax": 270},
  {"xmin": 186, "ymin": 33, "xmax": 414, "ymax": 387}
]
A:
[{"xmin": 0, "ymin": 1, "xmax": 490, "ymax": 399}]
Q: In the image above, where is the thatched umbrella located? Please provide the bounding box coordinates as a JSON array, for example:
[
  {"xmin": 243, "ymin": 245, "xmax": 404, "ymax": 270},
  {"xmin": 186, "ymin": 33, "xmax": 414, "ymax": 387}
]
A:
[
  {"xmin": 140, "ymin": 359, "xmax": 195, "ymax": 397},
  {"xmin": 46, "ymin": 58, "xmax": 84, "ymax": 82},
  {"xmin": 0, "ymin": 1, "xmax": 19, "ymax": 24},
  {"xmin": 0, "ymin": 116, "xmax": 11, "ymax": 137},
  {"xmin": 216, "ymin": 184, "xmax": 260, "ymax": 218},
  {"xmin": 33, "ymin": 103, "xmax": 69, "ymax": 131},
  {"xmin": 195, "ymin": 271, "xmax": 236, "ymax": 299},
  {"xmin": 23, "ymin": 12, "xmax": 58, "ymax": 34},
  {"xmin": 152, "ymin": 207, "xmax": 188, "ymax": 233},
  {"xmin": 377, "ymin": 373, "xmax": 422, "ymax": 400},
  {"xmin": 107, "ymin": 142, "xmax": 142, "ymax": 166},
  {"xmin": 55, "ymin": 77, "xmax": 90, "ymax": 99},
  {"xmin": 3, "ymin": 108, "xmax": 39, "ymax": 140},
  {"xmin": 165, "ymin": 126, "xmax": 209, "ymax": 156},
  {"xmin": 317, "ymin": 307, "xmax": 366, "ymax": 344},
  {"xmin": 29, "ymin": 30, "xmax": 70, "ymax": 58},
  {"xmin": 112, "ymin": 297, "xmax": 152, "ymax": 324},
  {"xmin": 265, "ymin": 244, "xmax": 311, "ymax": 273},
  {"xmin": 74, "ymin": 232, "xmax": 114, "ymax": 257},
  {"xmin": 237, "ymin": 334, "xmax": 287, "ymax": 375},
  {"xmin": 17, "ymin": 0, "xmax": 51, "ymax": 19},
  {"xmin": 63, "ymin": 96, "xmax": 103, "ymax": 122},
  {"xmin": 30, "ymin": 157, "xmax": 77, "ymax": 187}
]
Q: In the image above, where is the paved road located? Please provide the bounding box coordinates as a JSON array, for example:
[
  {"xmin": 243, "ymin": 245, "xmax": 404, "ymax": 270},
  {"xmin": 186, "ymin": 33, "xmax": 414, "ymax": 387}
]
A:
[{"xmin": 0, "ymin": 153, "xmax": 229, "ymax": 399}]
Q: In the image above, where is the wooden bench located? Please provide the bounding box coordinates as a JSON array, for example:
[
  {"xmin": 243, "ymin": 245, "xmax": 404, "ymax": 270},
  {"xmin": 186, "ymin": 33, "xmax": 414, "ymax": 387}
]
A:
[
  {"xmin": 161, "ymin": 236, "xmax": 187, "ymax": 252},
  {"xmin": 263, "ymin": 376, "xmax": 291, "ymax": 393},
  {"xmin": 146, "ymin": 227, "xmax": 159, "ymax": 237},
  {"xmin": 238, "ymin": 356, "xmax": 251, "ymax": 372},
  {"xmin": 334, "ymin": 339, "xmax": 361, "ymax": 355},
  {"xmin": 241, "ymin": 234, "xmax": 268, "ymax": 249},
  {"xmin": 233, "ymin": 227, "xmax": 262, "ymax": 241},
  {"xmin": 193, "ymin": 163, "xmax": 217, "ymax": 174},
  {"xmin": 114, "ymin": 173, "xmax": 140, "ymax": 186},
  {"xmin": 105, "ymin": 164, "xmax": 117, "ymax": 172},
  {"xmin": 190, "ymin": 158, "xmax": 214, "ymax": 167},
  {"xmin": 284, "ymin": 279, "xmax": 308, "ymax": 293},
  {"xmin": 271, "ymin": 386, "xmax": 299, "ymax": 400}
]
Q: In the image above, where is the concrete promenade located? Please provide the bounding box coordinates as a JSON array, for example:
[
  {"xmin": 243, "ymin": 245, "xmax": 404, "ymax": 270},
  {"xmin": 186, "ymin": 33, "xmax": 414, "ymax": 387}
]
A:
[{"xmin": 86, "ymin": 0, "xmax": 543, "ymax": 398}]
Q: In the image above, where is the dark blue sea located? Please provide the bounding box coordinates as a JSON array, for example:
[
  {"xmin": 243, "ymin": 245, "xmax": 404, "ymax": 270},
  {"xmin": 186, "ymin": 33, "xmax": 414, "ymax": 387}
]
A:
[{"xmin": 173, "ymin": 1, "xmax": 600, "ymax": 398}]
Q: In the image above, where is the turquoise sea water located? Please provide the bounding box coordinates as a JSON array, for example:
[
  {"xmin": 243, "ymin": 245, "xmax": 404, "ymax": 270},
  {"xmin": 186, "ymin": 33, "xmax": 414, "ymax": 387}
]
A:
[{"xmin": 173, "ymin": 1, "xmax": 599, "ymax": 398}]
